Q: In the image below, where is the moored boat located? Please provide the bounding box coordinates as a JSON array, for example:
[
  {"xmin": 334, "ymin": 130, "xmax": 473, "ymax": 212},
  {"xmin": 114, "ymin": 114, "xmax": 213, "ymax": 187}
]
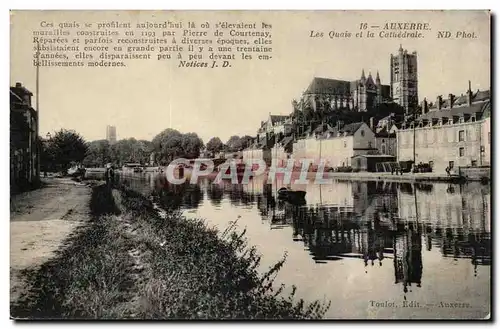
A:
[{"xmin": 277, "ymin": 187, "xmax": 307, "ymax": 201}]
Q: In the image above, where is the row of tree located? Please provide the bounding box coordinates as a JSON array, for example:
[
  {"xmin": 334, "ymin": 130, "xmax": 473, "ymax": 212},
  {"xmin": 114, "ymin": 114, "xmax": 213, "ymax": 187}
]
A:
[
  {"xmin": 40, "ymin": 128, "xmax": 256, "ymax": 171},
  {"xmin": 151, "ymin": 129, "xmax": 254, "ymax": 164},
  {"xmin": 83, "ymin": 138, "xmax": 153, "ymax": 167}
]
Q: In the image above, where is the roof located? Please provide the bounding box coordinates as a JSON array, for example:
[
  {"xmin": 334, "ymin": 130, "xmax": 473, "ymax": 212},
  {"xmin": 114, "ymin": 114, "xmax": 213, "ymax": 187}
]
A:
[
  {"xmin": 429, "ymin": 89, "xmax": 490, "ymax": 110},
  {"xmin": 419, "ymin": 101, "xmax": 490, "ymax": 121},
  {"xmin": 313, "ymin": 123, "xmax": 333, "ymax": 134},
  {"xmin": 474, "ymin": 90, "xmax": 490, "ymax": 102},
  {"xmin": 10, "ymin": 85, "xmax": 33, "ymax": 97},
  {"xmin": 375, "ymin": 126, "xmax": 396, "ymax": 137},
  {"xmin": 275, "ymin": 134, "xmax": 286, "ymax": 143},
  {"xmin": 304, "ymin": 77, "xmax": 351, "ymax": 95},
  {"xmin": 269, "ymin": 115, "xmax": 289, "ymax": 124},
  {"xmin": 10, "ymin": 90, "xmax": 23, "ymax": 103},
  {"xmin": 317, "ymin": 122, "xmax": 370, "ymax": 139},
  {"xmin": 340, "ymin": 122, "xmax": 365, "ymax": 136},
  {"xmin": 453, "ymin": 94, "xmax": 468, "ymax": 107},
  {"xmin": 351, "ymin": 154, "xmax": 396, "ymax": 159},
  {"xmin": 281, "ymin": 136, "xmax": 294, "ymax": 147},
  {"xmin": 378, "ymin": 114, "xmax": 393, "ymax": 122}
]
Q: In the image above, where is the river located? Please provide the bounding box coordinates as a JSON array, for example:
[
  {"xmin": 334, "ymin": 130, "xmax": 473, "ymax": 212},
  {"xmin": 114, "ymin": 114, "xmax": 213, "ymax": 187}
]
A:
[{"xmin": 118, "ymin": 173, "xmax": 491, "ymax": 319}]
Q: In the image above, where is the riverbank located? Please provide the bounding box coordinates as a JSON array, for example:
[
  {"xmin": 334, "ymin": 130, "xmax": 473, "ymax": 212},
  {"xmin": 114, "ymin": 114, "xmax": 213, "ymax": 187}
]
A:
[
  {"xmin": 142, "ymin": 166, "xmax": 485, "ymax": 185},
  {"xmin": 325, "ymin": 171, "xmax": 469, "ymax": 183},
  {"xmin": 10, "ymin": 178, "xmax": 93, "ymax": 308},
  {"xmin": 11, "ymin": 183, "xmax": 329, "ymax": 319}
]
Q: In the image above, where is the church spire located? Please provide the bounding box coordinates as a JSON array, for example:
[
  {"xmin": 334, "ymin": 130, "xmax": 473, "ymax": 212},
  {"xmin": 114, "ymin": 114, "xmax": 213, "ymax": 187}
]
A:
[
  {"xmin": 361, "ymin": 69, "xmax": 366, "ymax": 82},
  {"xmin": 376, "ymin": 70, "xmax": 381, "ymax": 83}
]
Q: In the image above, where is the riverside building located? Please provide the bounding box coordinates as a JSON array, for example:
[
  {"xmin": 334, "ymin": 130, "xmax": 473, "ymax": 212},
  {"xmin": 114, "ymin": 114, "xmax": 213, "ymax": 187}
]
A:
[{"xmin": 396, "ymin": 83, "xmax": 490, "ymax": 174}]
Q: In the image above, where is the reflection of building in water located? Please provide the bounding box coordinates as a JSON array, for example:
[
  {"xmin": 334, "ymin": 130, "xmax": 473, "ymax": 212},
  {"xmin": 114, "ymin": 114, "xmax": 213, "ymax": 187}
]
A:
[
  {"xmin": 304, "ymin": 182, "xmax": 354, "ymax": 210},
  {"xmin": 397, "ymin": 182, "xmax": 490, "ymax": 237},
  {"xmin": 360, "ymin": 218, "xmax": 395, "ymax": 267},
  {"xmin": 353, "ymin": 181, "xmax": 399, "ymax": 224},
  {"xmin": 256, "ymin": 183, "xmax": 276, "ymax": 218},
  {"xmin": 253, "ymin": 179, "xmax": 490, "ymax": 282},
  {"xmin": 397, "ymin": 182, "xmax": 491, "ymax": 270},
  {"xmin": 204, "ymin": 176, "xmax": 490, "ymax": 276},
  {"xmin": 393, "ymin": 223, "xmax": 423, "ymax": 294}
]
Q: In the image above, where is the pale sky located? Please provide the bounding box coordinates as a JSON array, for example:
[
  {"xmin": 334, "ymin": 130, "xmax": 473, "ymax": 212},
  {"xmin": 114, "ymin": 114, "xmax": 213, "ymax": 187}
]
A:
[{"xmin": 10, "ymin": 10, "xmax": 490, "ymax": 143}]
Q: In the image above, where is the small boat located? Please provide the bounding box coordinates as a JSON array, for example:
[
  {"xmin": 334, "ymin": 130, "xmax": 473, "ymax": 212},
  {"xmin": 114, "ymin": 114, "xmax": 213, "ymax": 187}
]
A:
[{"xmin": 277, "ymin": 187, "xmax": 306, "ymax": 201}]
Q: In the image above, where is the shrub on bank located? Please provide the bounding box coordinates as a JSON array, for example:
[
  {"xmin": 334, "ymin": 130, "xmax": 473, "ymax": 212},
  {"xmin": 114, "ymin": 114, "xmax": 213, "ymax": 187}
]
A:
[{"xmin": 119, "ymin": 187, "xmax": 331, "ymax": 319}]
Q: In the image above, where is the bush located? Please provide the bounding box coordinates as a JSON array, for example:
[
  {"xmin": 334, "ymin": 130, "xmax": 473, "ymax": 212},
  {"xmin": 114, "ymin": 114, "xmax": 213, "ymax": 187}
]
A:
[{"xmin": 119, "ymin": 187, "xmax": 331, "ymax": 319}]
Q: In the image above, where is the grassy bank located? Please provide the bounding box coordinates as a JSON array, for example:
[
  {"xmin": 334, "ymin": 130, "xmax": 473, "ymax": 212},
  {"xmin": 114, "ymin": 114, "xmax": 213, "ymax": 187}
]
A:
[
  {"xmin": 118, "ymin": 187, "xmax": 330, "ymax": 319},
  {"xmin": 11, "ymin": 184, "xmax": 136, "ymax": 319},
  {"xmin": 11, "ymin": 184, "xmax": 330, "ymax": 319}
]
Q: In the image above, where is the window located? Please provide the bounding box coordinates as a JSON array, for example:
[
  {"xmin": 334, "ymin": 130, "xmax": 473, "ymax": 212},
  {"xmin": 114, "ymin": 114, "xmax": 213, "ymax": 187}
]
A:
[
  {"xmin": 360, "ymin": 130, "xmax": 365, "ymax": 137},
  {"xmin": 459, "ymin": 147, "xmax": 465, "ymax": 157},
  {"xmin": 429, "ymin": 161, "xmax": 434, "ymax": 168},
  {"xmin": 471, "ymin": 160, "xmax": 477, "ymax": 167},
  {"xmin": 344, "ymin": 141, "xmax": 347, "ymax": 148},
  {"xmin": 459, "ymin": 130, "xmax": 465, "ymax": 142},
  {"xmin": 449, "ymin": 161, "xmax": 454, "ymax": 169}
]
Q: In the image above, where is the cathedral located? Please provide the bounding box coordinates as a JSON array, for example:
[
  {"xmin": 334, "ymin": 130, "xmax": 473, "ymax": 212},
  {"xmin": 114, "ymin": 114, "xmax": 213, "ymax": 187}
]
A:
[{"xmin": 301, "ymin": 46, "xmax": 418, "ymax": 113}]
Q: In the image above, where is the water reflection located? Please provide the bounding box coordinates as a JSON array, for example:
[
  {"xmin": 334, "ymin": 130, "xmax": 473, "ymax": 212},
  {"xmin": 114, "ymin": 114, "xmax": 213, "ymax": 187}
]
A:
[{"xmin": 118, "ymin": 173, "xmax": 491, "ymax": 311}]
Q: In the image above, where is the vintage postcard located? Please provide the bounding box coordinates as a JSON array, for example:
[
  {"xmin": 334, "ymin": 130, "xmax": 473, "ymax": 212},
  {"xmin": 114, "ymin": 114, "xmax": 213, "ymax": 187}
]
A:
[{"xmin": 10, "ymin": 10, "xmax": 491, "ymax": 320}]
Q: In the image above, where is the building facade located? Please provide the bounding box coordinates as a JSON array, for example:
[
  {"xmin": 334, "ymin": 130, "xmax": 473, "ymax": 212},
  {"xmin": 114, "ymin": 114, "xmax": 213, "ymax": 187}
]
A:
[
  {"xmin": 106, "ymin": 125, "xmax": 117, "ymax": 144},
  {"xmin": 374, "ymin": 125, "xmax": 398, "ymax": 157},
  {"xmin": 397, "ymin": 86, "xmax": 490, "ymax": 174},
  {"xmin": 10, "ymin": 82, "xmax": 39, "ymax": 193},
  {"xmin": 302, "ymin": 70, "xmax": 391, "ymax": 113},
  {"xmin": 292, "ymin": 122, "xmax": 378, "ymax": 168},
  {"xmin": 256, "ymin": 114, "xmax": 292, "ymax": 142},
  {"xmin": 390, "ymin": 45, "xmax": 419, "ymax": 113}
]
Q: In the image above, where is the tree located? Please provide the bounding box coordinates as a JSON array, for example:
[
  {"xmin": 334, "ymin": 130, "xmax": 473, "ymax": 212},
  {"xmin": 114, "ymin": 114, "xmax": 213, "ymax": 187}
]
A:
[
  {"xmin": 152, "ymin": 129, "xmax": 183, "ymax": 163},
  {"xmin": 83, "ymin": 139, "xmax": 111, "ymax": 167},
  {"xmin": 152, "ymin": 129, "xmax": 204, "ymax": 163},
  {"xmin": 181, "ymin": 133, "xmax": 204, "ymax": 159},
  {"xmin": 206, "ymin": 137, "xmax": 224, "ymax": 155},
  {"xmin": 226, "ymin": 135, "xmax": 241, "ymax": 152},
  {"xmin": 45, "ymin": 129, "xmax": 88, "ymax": 173},
  {"xmin": 83, "ymin": 138, "xmax": 155, "ymax": 167},
  {"xmin": 239, "ymin": 135, "xmax": 254, "ymax": 150}
]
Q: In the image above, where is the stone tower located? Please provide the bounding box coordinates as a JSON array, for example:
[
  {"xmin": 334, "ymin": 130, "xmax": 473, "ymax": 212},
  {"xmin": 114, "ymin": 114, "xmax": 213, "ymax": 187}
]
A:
[
  {"xmin": 376, "ymin": 71, "xmax": 382, "ymax": 104},
  {"xmin": 390, "ymin": 45, "xmax": 418, "ymax": 114}
]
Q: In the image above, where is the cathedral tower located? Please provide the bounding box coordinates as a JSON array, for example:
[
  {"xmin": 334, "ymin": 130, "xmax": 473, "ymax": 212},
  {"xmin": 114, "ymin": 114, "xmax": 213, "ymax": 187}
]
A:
[{"xmin": 390, "ymin": 45, "xmax": 418, "ymax": 114}]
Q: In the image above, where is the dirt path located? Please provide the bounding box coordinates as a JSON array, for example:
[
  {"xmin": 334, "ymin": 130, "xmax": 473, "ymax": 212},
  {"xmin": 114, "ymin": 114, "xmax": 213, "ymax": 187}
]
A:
[{"xmin": 10, "ymin": 178, "xmax": 93, "ymax": 305}]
